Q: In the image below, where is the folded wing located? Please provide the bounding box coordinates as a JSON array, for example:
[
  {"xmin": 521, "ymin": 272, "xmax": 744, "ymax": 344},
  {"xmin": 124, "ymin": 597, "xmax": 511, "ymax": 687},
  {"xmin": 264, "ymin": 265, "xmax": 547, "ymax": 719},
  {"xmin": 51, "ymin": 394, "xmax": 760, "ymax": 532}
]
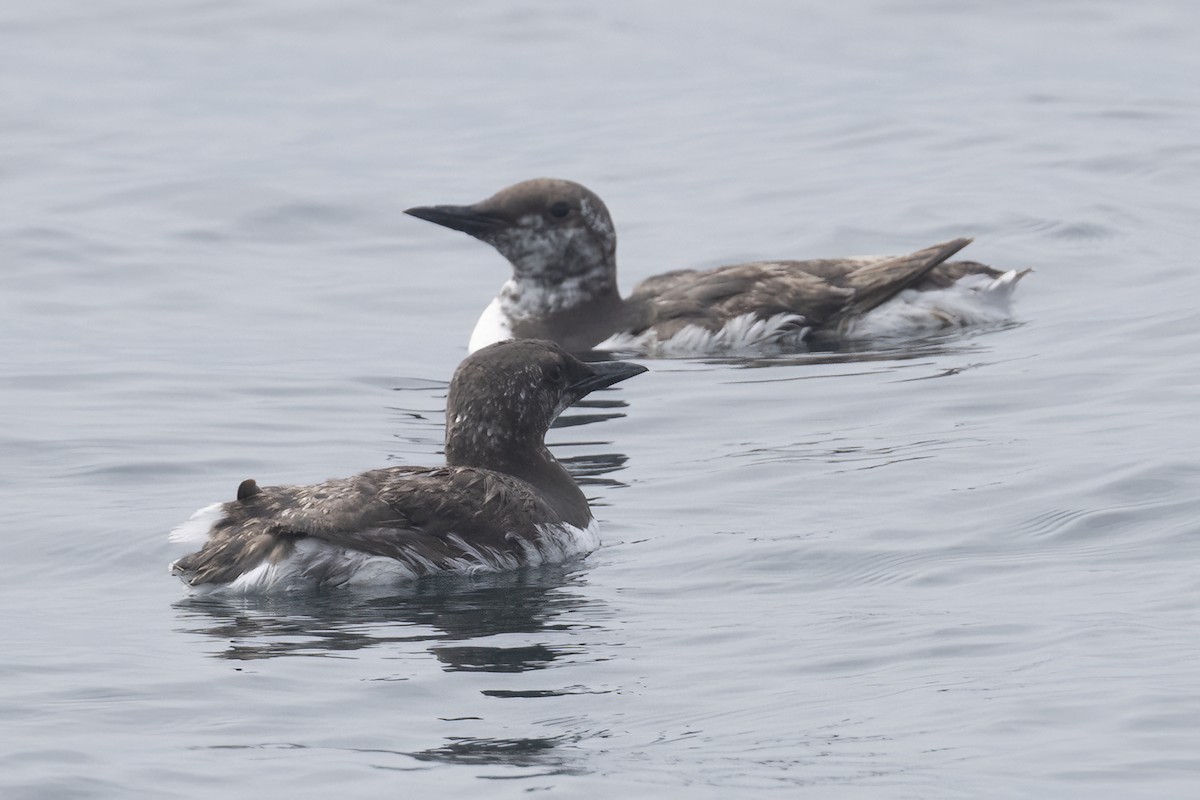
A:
[{"xmin": 171, "ymin": 466, "xmax": 552, "ymax": 586}]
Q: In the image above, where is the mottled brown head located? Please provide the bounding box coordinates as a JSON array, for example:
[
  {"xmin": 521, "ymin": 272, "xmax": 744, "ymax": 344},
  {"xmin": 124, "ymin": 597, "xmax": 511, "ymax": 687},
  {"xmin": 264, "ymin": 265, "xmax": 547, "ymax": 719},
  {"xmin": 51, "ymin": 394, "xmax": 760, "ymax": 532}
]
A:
[
  {"xmin": 406, "ymin": 178, "xmax": 618, "ymax": 287},
  {"xmin": 443, "ymin": 339, "xmax": 644, "ymax": 472}
]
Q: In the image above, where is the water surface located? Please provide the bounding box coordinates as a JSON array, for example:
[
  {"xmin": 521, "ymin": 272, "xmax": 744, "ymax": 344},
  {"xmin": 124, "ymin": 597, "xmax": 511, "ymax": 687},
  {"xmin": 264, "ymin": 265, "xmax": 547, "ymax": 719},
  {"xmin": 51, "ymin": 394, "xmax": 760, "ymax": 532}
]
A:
[{"xmin": 3, "ymin": 1, "xmax": 1200, "ymax": 797}]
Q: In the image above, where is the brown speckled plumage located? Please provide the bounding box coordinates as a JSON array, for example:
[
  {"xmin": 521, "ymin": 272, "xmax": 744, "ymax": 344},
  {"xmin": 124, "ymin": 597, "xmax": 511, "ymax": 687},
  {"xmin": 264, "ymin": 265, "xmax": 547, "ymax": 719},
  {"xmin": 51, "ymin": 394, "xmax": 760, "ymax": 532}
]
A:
[{"xmin": 622, "ymin": 238, "xmax": 974, "ymax": 339}]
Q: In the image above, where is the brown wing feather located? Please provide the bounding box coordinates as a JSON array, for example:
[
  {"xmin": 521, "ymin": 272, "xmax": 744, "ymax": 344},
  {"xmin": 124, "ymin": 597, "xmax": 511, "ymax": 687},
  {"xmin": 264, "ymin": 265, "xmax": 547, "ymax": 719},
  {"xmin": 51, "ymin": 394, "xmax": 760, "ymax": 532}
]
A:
[
  {"xmin": 627, "ymin": 238, "xmax": 974, "ymax": 337},
  {"xmin": 172, "ymin": 466, "xmax": 556, "ymax": 586},
  {"xmin": 630, "ymin": 265, "xmax": 850, "ymax": 338}
]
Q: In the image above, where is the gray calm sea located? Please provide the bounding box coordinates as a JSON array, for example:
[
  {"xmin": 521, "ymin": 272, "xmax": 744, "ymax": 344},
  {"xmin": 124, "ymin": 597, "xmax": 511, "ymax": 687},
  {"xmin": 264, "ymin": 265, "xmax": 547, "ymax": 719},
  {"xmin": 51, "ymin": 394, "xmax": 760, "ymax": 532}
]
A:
[{"xmin": 3, "ymin": 1, "xmax": 1200, "ymax": 797}]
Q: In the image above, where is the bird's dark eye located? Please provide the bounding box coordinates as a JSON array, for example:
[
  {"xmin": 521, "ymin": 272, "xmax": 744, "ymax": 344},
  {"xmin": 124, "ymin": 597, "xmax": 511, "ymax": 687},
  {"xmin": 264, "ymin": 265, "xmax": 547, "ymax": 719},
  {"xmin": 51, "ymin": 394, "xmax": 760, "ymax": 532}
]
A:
[
  {"xmin": 549, "ymin": 201, "xmax": 570, "ymax": 219},
  {"xmin": 546, "ymin": 364, "xmax": 566, "ymax": 385}
]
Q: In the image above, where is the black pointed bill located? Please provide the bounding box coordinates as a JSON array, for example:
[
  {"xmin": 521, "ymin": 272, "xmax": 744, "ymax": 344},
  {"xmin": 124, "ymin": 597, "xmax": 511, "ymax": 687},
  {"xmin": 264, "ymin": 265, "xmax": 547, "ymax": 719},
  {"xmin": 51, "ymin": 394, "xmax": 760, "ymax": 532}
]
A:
[
  {"xmin": 570, "ymin": 360, "xmax": 647, "ymax": 397},
  {"xmin": 405, "ymin": 204, "xmax": 506, "ymax": 238}
]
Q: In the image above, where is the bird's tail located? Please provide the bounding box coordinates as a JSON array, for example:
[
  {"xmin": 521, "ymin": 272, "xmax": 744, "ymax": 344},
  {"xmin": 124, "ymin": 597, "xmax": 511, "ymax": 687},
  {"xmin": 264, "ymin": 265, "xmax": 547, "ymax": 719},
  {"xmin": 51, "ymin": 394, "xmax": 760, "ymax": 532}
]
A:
[
  {"xmin": 168, "ymin": 488, "xmax": 297, "ymax": 588},
  {"xmin": 836, "ymin": 237, "xmax": 974, "ymax": 325},
  {"xmin": 981, "ymin": 267, "xmax": 1033, "ymax": 306}
]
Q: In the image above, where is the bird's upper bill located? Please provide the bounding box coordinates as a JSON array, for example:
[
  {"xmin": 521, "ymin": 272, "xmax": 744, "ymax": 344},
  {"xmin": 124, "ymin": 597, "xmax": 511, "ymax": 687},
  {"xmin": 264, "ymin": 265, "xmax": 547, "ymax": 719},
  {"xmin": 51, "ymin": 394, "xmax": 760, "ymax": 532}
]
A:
[
  {"xmin": 570, "ymin": 358, "xmax": 647, "ymax": 396},
  {"xmin": 405, "ymin": 203, "xmax": 505, "ymax": 239}
]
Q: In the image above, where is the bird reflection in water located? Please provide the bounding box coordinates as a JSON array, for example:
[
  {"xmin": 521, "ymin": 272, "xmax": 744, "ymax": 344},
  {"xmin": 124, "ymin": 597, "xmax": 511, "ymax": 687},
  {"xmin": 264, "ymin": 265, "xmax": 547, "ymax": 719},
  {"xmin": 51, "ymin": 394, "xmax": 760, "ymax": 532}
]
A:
[
  {"xmin": 173, "ymin": 567, "xmax": 609, "ymax": 772},
  {"xmin": 173, "ymin": 564, "xmax": 605, "ymax": 668},
  {"xmin": 408, "ymin": 733, "xmax": 585, "ymax": 773}
]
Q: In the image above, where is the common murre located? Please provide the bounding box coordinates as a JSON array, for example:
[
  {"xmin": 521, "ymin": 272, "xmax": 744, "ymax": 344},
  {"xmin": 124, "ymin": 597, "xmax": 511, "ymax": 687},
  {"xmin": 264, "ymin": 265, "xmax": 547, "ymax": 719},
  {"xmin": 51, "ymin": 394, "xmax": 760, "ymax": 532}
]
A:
[
  {"xmin": 406, "ymin": 178, "xmax": 1031, "ymax": 356},
  {"xmin": 169, "ymin": 340, "xmax": 646, "ymax": 592}
]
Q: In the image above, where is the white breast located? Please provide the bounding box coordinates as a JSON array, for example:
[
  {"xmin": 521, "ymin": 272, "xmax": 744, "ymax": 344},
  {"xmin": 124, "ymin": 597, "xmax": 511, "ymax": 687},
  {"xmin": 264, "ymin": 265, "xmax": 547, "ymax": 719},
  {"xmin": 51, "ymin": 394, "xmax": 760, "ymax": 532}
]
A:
[{"xmin": 468, "ymin": 295, "xmax": 514, "ymax": 352}]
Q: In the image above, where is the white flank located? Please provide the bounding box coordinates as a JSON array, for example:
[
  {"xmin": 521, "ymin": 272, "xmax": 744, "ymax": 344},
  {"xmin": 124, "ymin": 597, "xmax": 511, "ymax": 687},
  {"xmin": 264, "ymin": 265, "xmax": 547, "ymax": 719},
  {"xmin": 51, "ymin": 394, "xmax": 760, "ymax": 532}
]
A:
[
  {"xmin": 213, "ymin": 539, "xmax": 426, "ymax": 594},
  {"xmin": 598, "ymin": 312, "xmax": 810, "ymax": 357},
  {"xmin": 468, "ymin": 295, "xmax": 514, "ymax": 353},
  {"xmin": 844, "ymin": 269, "xmax": 1032, "ymax": 340},
  {"xmin": 530, "ymin": 518, "xmax": 603, "ymax": 562},
  {"xmin": 174, "ymin": 518, "xmax": 601, "ymax": 595}
]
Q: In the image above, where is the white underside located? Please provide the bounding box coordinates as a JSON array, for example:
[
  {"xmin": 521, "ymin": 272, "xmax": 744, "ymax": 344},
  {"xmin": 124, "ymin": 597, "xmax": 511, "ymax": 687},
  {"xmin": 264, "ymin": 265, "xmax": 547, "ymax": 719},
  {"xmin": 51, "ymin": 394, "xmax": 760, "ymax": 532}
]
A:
[
  {"xmin": 468, "ymin": 296, "xmax": 513, "ymax": 353},
  {"xmin": 170, "ymin": 509, "xmax": 600, "ymax": 595},
  {"xmin": 840, "ymin": 269, "xmax": 1030, "ymax": 341}
]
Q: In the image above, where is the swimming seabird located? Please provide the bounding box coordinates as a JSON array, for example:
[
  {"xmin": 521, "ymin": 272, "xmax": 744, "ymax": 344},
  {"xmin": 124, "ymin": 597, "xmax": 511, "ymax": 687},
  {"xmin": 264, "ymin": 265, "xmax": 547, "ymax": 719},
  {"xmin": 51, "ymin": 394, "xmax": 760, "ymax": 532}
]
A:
[
  {"xmin": 169, "ymin": 340, "xmax": 646, "ymax": 592},
  {"xmin": 406, "ymin": 178, "xmax": 1030, "ymax": 355}
]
